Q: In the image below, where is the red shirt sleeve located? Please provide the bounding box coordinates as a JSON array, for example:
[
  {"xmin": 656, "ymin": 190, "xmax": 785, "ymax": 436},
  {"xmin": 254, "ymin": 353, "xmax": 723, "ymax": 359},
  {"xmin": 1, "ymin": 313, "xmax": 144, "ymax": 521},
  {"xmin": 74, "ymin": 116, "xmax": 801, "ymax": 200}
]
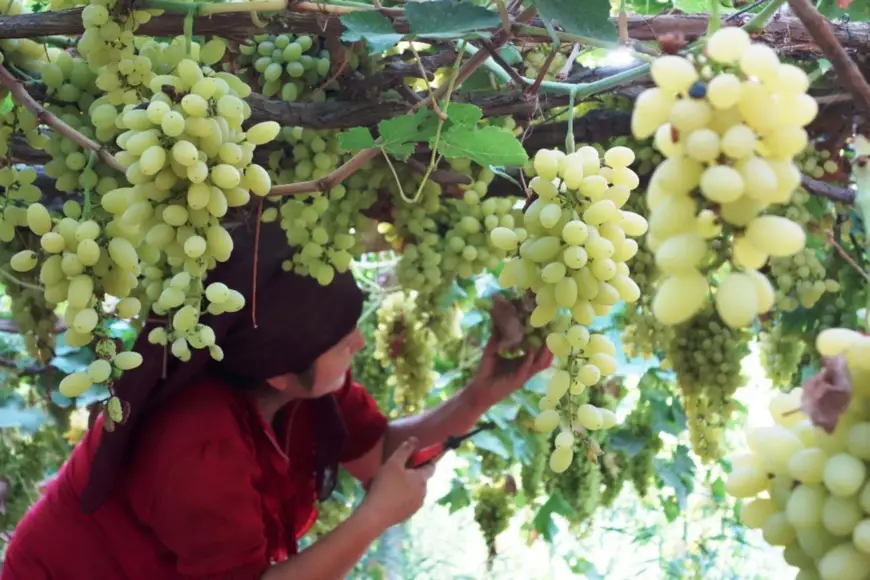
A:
[
  {"xmin": 144, "ymin": 435, "xmax": 270, "ymax": 579},
  {"xmin": 334, "ymin": 372, "xmax": 388, "ymax": 462}
]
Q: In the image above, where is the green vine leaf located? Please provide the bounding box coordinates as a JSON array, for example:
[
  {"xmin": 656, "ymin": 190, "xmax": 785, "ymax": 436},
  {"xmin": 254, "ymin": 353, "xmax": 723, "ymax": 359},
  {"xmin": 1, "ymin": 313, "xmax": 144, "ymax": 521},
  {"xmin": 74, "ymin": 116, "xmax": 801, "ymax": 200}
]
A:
[
  {"xmin": 405, "ymin": 0, "xmax": 501, "ymax": 39},
  {"xmin": 444, "ymin": 103, "xmax": 483, "ymax": 126},
  {"xmin": 377, "ymin": 109, "xmax": 437, "ymax": 160},
  {"xmin": 533, "ymin": 0, "xmax": 617, "ymax": 41},
  {"xmin": 438, "ymin": 125, "xmax": 529, "ymax": 167},
  {"xmin": 340, "ymin": 12, "xmax": 404, "ymax": 54},
  {"xmin": 338, "ymin": 127, "xmax": 377, "ymax": 153}
]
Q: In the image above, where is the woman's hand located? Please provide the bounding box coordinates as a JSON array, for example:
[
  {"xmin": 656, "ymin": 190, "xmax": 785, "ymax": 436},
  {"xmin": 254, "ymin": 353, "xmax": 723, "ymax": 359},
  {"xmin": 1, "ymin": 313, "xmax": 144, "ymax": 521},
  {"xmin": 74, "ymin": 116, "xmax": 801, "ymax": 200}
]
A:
[
  {"xmin": 467, "ymin": 338, "xmax": 554, "ymax": 410},
  {"xmin": 360, "ymin": 438, "xmax": 435, "ymax": 530}
]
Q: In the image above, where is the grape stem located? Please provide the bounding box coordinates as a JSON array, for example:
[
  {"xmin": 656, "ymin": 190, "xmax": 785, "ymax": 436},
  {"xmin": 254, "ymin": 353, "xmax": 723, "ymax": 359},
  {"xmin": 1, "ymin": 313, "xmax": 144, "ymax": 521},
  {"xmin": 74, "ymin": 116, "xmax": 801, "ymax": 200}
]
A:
[
  {"xmin": 786, "ymin": 0, "xmax": 870, "ymax": 115},
  {"xmin": 707, "ymin": 0, "xmax": 720, "ymax": 34},
  {"xmin": 0, "ymin": 267, "xmax": 43, "ymax": 292},
  {"xmin": 743, "ymin": 0, "xmax": 787, "ymax": 32},
  {"xmin": 826, "ymin": 230, "xmax": 870, "ymax": 282},
  {"xmin": 0, "ymin": 65, "xmax": 125, "ymax": 174}
]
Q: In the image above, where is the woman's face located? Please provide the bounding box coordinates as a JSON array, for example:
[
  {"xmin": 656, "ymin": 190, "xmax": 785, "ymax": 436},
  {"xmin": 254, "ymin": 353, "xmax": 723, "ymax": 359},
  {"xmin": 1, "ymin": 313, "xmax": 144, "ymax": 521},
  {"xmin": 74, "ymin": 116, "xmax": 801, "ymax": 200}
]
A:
[{"xmin": 302, "ymin": 327, "xmax": 366, "ymax": 397}]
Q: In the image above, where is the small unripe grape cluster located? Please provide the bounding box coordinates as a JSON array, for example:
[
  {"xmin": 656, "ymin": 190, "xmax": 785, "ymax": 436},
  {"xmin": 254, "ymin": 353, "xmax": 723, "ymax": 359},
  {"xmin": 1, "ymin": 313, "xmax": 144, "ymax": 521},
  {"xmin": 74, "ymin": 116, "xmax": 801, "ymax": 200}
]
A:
[
  {"xmin": 633, "ymin": 26, "xmax": 816, "ymax": 331},
  {"xmin": 759, "ymin": 326, "xmax": 806, "ymax": 389},
  {"xmin": 769, "ymin": 248, "xmax": 840, "ymax": 312},
  {"xmin": 668, "ymin": 308, "xmax": 749, "ymax": 461},
  {"xmin": 797, "ymin": 139, "xmax": 843, "ymax": 181},
  {"xmin": 492, "ymin": 146, "xmax": 648, "ymax": 472},
  {"xmin": 0, "ymin": 100, "xmax": 43, "ymax": 160},
  {"xmin": 523, "ymin": 47, "xmax": 569, "ymax": 82},
  {"xmin": 269, "ymin": 127, "xmax": 379, "ymax": 285},
  {"xmin": 372, "ymin": 290, "xmax": 437, "ymax": 415},
  {"xmin": 0, "ymin": 166, "xmax": 41, "ymax": 241},
  {"xmin": 236, "ymin": 33, "xmax": 339, "ymax": 102},
  {"xmin": 726, "ymin": 328, "xmax": 870, "ymax": 580}
]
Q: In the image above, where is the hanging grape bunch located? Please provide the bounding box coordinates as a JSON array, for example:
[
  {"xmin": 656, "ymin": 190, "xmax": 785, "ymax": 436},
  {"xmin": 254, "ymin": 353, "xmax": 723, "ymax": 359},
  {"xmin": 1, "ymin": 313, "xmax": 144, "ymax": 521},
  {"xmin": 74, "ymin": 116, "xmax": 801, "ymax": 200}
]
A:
[
  {"xmin": 490, "ymin": 145, "xmax": 648, "ymax": 473},
  {"xmin": 633, "ymin": 26, "xmax": 817, "ymax": 330}
]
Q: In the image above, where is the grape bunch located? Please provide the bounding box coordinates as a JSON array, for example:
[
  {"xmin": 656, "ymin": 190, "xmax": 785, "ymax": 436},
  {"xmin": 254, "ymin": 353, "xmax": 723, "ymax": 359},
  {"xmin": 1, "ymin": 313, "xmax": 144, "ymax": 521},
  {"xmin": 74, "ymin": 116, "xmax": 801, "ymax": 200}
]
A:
[
  {"xmin": 726, "ymin": 328, "xmax": 870, "ymax": 580},
  {"xmin": 523, "ymin": 47, "xmax": 570, "ymax": 82},
  {"xmin": 473, "ymin": 483, "xmax": 513, "ymax": 567},
  {"xmin": 770, "ymin": 248, "xmax": 840, "ymax": 312},
  {"xmin": 667, "ymin": 309, "xmax": 750, "ymax": 462},
  {"xmin": 372, "ymin": 290, "xmax": 437, "ymax": 414},
  {"xmin": 621, "ymin": 396, "xmax": 664, "ymax": 498},
  {"xmin": 267, "ymin": 127, "xmax": 379, "ymax": 285},
  {"xmin": 797, "ymin": 139, "xmax": 844, "ymax": 182},
  {"xmin": 633, "ymin": 26, "xmax": 816, "ymax": 330},
  {"xmin": 491, "ymin": 146, "xmax": 648, "ymax": 472},
  {"xmin": 759, "ymin": 325, "xmax": 806, "ymax": 389},
  {"xmin": 236, "ymin": 33, "xmax": 341, "ymax": 102}
]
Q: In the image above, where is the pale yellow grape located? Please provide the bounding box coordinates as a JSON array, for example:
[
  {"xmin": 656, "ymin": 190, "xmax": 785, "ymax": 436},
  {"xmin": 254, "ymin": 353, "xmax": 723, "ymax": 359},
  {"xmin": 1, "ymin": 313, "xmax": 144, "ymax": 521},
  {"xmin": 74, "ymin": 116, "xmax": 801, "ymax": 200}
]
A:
[
  {"xmin": 575, "ymin": 404, "xmax": 603, "ymax": 430},
  {"xmin": 578, "ymin": 364, "xmax": 599, "ymax": 387},
  {"xmin": 554, "ymin": 431, "xmax": 574, "ymax": 448},
  {"xmin": 725, "ymin": 466, "xmax": 768, "ymax": 497},
  {"xmin": 732, "ymin": 235, "xmax": 768, "ymax": 269},
  {"xmin": 744, "ymin": 269, "xmax": 775, "ymax": 312},
  {"xmin": 789, "ymin": 448, "xmax": 828, "ymax": 484},
  {"xmin": 706, "ymin": 27, "xmax": 751, "ymax": 64},
  {"xmin": 113, "ymin": 351, "xmax": 143, "ymax": 371},
  {"xmin": 40, "ymin": 232, "xmax": 65, "ymax": 254},
  {"xmin": 172, "ymin": 140, "xmax": 199, "ymax": 166},
  {"xmin": 533, "ymin": 149, "xmax": 560, "ymax": 181},
  {"xmin": 740, "ymin": 498, "xmax": 777, "ymax": 529},
  {"xmin": 10, "ymin": 250, "xmax": 37, "ymax": 272},
  {"xmin": 823, "ymin": 495, "xmax": 862, "ymax": 536},
  {"xmin": 632, "ymin": 88, "xmax": 676, "ymax": 138},
  {"xmin": 583, "ymin": 199, "xmax": 618, "ymax": 226},
  {"xmin": 653, "ymin": 233, "xmax": 704, "ymax": 274},
  {"xmin": 769, "ymin": 391, "xmax": 802, "ymax": 427},
  {"xmin": 206, "ymin": 225, "xmax": 234, "ymax": 262},
  {"xmin": 546, "ymin": 370, "xmax": 571, "ymax": 400},
  {"xmin": 139, "ymin": 145, "xmax": 167, "ymax": 176},
  {"xmin": 549, "ymin": 446, "xmax": 573, "ymax": 473},
  {"xmin": 490, "ymin": 227, "xmax": 519, "ymax": 251},
  {"xmin": 73, "ymin": 308, "xmax": 99, "ymax": 334},
  {"xmin": 545, "ymin": 334, "xmax": 571, "ymax": 359},
  {"xmin": 184, "ymin": 235, "xmax": 207, "ymax": 258},
  {"xmin": 650, "ymin": 55, "xmax": 698, "ymax": 93},
  {"xmin": 652, "ymin": 270, "xmax": 708, "ymax": 325},
  {"xmin": 599, "ymin": 408, "xmax": 617, "ymax": 429},
  {"xmin": 653, "ymin": 124, "xmax": 683, "ymax": 158},
  {"xmin": 26, "ymin": 203, "xmax": 52, "ymax": 235},
  {"xmin": 244, "ymin": 164, "xmax": 271, "ymax": 196},
  {"xmin": 530, "ymin": 176, "xmax": 559, "ymax": 200},
  {"xmin": 816, "ymin": 328, "xmax": 863, "ymax": 357},
  {"xmin": 818, "ymin": 544, "xmax": 870, "ymax": 580},
  {"xmin": 739, "ymin": 44, "xmax": 780, "ymax": 84},
  {"xmin": 108, "ymin": 237, "xmax": 138, "ymax": 270},
  {"xmin": 669, "ymin": 98, "xmax": 712, "ymax": 133},
  {"xmin": 562, "ymin": 220, "xmax": 588, "ymax": 246},
  {"xmin": 211, "ymin": 164, "xmax": 241, "ymax": 189},
  {"xmin": 59, "ymin": 371, "xmax": 92, "ymax": 398},
  {"xmin": 650, "ymin": 156, "xmax": 703, "ymax": 196},
  {"xmin": 566, "ymin": 325, "xmax": 589, "ymax": 349},
  {"xmin": 765, "ymin": 126, "xmax": 809, "ymax": 158},
  {"xmin": 762, "ymin": 513, "xmax": 796, "ymax": 546},
  {"xmin": 555, "ymin": 277, "xmax": 578, "ymax": 307},
  {"xmin": 721, "ymin": 124, "xmax": 757, "ymax": 159},
  {"xmin": 774, "ymin": 63, "xmax": 810, "ymax": 95},
  {"xmin": 746, "ymin": 215, "xmax": 806, "ymax": 257},
  {"xmin": 823, "ymin": 453, "xmax": 867, "ymax": 497},
  {"xmin": 698, "ymin": 165, "xmax": 744, "ymax": 204},
  {"xmin": 685, "ymin": 128, "xmax": 720, "ymax": 162},
  {"xmin": 853, "ymin": 520, "xmax": 870, "ymax": 554},
  {"xmin": 539, "ymin": 203, "xmax": 562, "ymax": 229},
  {"xmin": 786, "ymin": 484, "xmax": 826, "ymax": 528},
  {"xmin": 535, "ymin": 409, "xmax": 560, "ymax": 433},
  {"xmin": 116, "ymin": 297, "xmax": 141, "ymax": 319},
  {"xmin": 68, "ymin": 274, "xmax": 93, "ymax": 309},
  {"xmin": 846, "ymin": 423, "xmax": 870, "ymax": 460},
  {"xmin": 738, "ymin": 157, "xmax": 778, "ymax": 202},
  {"xmin": 87, "ymin": 359, "xmax": 112, "ymax": 383},
  {"xmin": 715, "ymin": 272, "xmax": 758, "ymax": 328},
  {"xmin": 161, "ymin": 111, "xmax": 185, "ymax": 137},
  {"xmin": 706, "ymin": 73, "xmax": 742, "ymax": 109},
  {"xmin": 603, "ymin": 146, "xmax": 635, "ymax": 168}
]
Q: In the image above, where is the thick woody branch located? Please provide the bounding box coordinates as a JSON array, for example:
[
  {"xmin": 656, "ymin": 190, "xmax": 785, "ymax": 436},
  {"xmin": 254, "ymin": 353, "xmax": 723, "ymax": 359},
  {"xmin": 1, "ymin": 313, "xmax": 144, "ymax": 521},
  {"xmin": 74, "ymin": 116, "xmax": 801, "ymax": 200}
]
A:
[
  {"xmin": 0, "ymin": 65, "xmax": 125, "ymax": 173},
  {"xmin": 0, "ymin": 9, "xmax": 868, "ymax": 53},
  {"xmin": 801, "ymin": 175, "xmax": 855, "ymax": 205},
  {"xmin": 786, "ymin": 0, "xmax": 870, "ymax": 116}
]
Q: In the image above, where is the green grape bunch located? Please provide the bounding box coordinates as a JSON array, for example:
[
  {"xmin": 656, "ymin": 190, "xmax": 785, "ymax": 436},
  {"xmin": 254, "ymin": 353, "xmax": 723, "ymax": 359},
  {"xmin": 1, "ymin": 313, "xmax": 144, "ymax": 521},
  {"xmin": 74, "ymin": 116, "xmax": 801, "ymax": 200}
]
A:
[
  {"xmin": 667, "ymin": 309, "xmax": 750, "ymax": 462},
  {"xmin": 473, "ymin": 483, "xmax": 514, "ymax": 568},
  {"xmin": 759, "ymin": 325, "xmax": 806, "ymax": 389},
  {"xmin": 372, "ymin": 290, "xmax": 437, "ymax": 415},
  {"xmin": 491, "ymin": 145, "xmax": 648, "ymax": 473},
  {"xmin": 633, "ymin": 27, "xmax": 817, "ymax": 332}
]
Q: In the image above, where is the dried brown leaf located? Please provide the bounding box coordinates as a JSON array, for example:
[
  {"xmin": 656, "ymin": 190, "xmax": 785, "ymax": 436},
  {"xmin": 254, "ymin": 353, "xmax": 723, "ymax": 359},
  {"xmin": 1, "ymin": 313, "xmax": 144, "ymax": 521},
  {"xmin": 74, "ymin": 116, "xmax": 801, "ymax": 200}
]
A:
[{"xmin": 801, "ymin": 354, "xmax": 853, "ymax": 433}]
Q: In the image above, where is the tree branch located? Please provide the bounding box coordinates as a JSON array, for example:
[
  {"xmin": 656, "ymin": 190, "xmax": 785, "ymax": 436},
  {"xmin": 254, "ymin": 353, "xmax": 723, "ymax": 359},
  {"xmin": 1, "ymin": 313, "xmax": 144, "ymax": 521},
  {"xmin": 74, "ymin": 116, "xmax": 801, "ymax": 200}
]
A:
[
  {"xmin": 787, "ymin": 0, "xmax": 870, "ymax": 116},
  {"xmin": 801, "ymin": 175, "xmax": 855, "ymax": 205},
  {"xmin": 0, "ymin": 65, "xmax": 125, "ymax": 173}
]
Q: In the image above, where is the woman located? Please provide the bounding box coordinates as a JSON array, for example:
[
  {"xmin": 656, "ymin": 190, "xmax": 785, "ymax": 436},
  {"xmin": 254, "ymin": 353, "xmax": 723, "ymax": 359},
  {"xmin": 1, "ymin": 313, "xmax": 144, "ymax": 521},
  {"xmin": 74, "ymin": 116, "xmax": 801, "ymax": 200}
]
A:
[{"xmin": 1, "ymin": 213, "xmax": 552, "ymax": 579}]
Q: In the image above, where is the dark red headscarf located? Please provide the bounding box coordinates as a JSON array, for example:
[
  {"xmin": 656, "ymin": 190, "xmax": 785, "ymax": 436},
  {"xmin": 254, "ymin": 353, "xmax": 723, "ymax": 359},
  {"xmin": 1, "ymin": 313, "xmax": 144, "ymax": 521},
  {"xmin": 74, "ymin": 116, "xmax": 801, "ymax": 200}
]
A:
[{"xmin": 80, "ymin": 208, "xmax": 365, "ymax": 513}]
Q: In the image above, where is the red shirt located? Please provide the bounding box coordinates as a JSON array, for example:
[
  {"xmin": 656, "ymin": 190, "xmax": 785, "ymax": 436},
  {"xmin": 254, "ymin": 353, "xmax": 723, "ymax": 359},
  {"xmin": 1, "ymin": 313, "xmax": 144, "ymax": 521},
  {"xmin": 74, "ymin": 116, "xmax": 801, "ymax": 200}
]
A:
[{"xmin": 1, "ymin": 373, "xmax": 388, "ymax": 579}]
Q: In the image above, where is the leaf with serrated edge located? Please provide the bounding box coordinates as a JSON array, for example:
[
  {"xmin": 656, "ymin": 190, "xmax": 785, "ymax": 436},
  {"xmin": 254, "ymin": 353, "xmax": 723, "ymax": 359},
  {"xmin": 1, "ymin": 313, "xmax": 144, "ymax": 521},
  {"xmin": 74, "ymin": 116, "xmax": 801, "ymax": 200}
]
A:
[
  {"xmin": 444, "ymin": 103, "xmax": 483, "ymax": 126},
  {"xmin": 339, "ymin": 127, "xmax": 376, "ymax": 153},
  {"xmin": 340, "ymin": 12, "xmax": 404, "ymax": 54},
  {"xmin": 378, "ymin": 110, "xmax": 435, "ymax": 161},
  {"xmin": 533, "ymin": 0, "xmax": 617, "ymax": 41},
  {"xmin": 439, "ymin": 126, "xmax": 529, "ymax": 167},
  {"xmin": 405, "ymin": 0, "xmax": 501, "ymax": 39}
]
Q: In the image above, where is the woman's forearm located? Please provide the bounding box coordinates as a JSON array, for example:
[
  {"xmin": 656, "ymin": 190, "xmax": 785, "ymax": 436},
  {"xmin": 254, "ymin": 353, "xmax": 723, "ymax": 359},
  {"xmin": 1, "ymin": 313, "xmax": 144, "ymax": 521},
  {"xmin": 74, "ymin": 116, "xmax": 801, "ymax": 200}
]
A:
[
  {"xmin": 261, "ymin": 506, "xmax": 384, "ymax": 580},
  {"xmin": 382, "ymin": 382, "xmax": 489, "ymax": 460}
]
